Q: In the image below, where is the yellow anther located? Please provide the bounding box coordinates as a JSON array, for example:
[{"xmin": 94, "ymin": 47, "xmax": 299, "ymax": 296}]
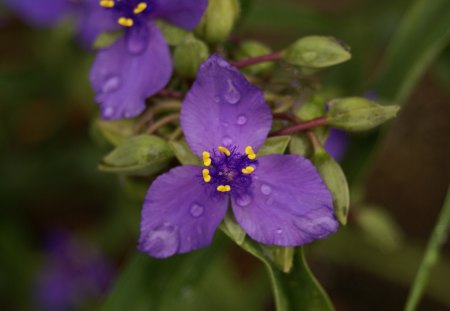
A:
[
  {"xmin": 202, "ymin": 151, "xmax": 211, "ymax": 166},
  {"xmin": 245, "ymin": 146, "xmax": 256, "ymax": 160},
  {"xmin": 118, "ymin": 17, "xmax": 134, "ymax": 27},
  {"xmin": 241, "ymin": 166, "xmax": 255, "ymax": 174},
  {"xmin": 133, "ymin": 2, "xmax": 147, "ymax": 14},
  {"xmin": 100, "ymin": 0, "xmax": 114, "ymax": 8},
  {"xmin": 217, "ymin": 185, "xmax": 231, "ymax": 192},
  {"xmin": 202, "ymin": 169, "xmax": 211, "ymax": 183},
  {"xmin": 218, "ymin": 146, "xmax": 231, "ymax": 156}
]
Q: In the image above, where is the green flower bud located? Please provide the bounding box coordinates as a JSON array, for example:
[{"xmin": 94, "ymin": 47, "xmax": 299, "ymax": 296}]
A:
[
  {"xmin": 173, "ymin": 35, "xmax": 209, "ymax": 78},
  {"xmin": 312, "ymin": 148, "xmax": 349, "ymax": 225},
  {"xmin": 99, "ymin": 135, "xmax": 173, "ymax": 176},
  {"xmin": 93, "ymin": 30, "xmax": 123, "ymax": 49},
  {"xmin": 282, "ymin": 36, "xmax": 351, "ymax": 68},
  {"xmin": 96, "ymin": 118, "xmax": 135, "ymax": 146},
  {"xmin": 194, "ymin": 0, "xmax": 240, "ymax": 44},
  {"xmin": 327, "ymin": 97, "xmax": 400, "ymax": 131},
  {"xmin": 235, "ymin": 40, "xmax": 274, "ymax": 74},
  {"xmin": 155, "ymin": 20, "xmax": 190, "ymax": 46}
]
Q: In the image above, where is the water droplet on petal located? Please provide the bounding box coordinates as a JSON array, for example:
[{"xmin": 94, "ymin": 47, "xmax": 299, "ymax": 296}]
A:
[
  {"xmin": 222, "ymin": 136, "xmax": 233, "ymax": 145},
  {"xmin": 236, "ymin": 115, "xmax": 247, "ymax": 125},
  {"xmin": 214, "ymin": 96, "xmax": 220, "ymax": 103},
  {"xmin": 261, "ymin": 184, "xmax": 272, "ymax": 195},
  {"xmin": 190, "ymin": 203, "xmax": 204, "ymax": 217},
  {"xmin": 142, "ymin": 225, "xmax": 179, "ymax": 258},
  {"xmin": 276, "ymin": 228, "xmax": 283, "ymax": 234},
  {"xmin": 101, "ymin": 75, "xmax": 121, "ymax": 93},
  {"xmin": 236, "ymin": 194, "xmax": 252, "ymax": 207},
  {"xmin": 103, "ymin": 107, "xmax": 115, "ymax": 118},
  {"xmin": 224, "ymin": 79, "xmax": 240, "ymax": 104}
]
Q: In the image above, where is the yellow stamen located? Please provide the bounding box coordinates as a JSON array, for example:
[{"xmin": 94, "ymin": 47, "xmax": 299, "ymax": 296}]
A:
[
  {"xmin": 245, "ymin": 146, "xmax": 256, "ymax": 160},
  {"xmin": 202, "ymin": 169, "xmax": 211, "ymax": 183},
  {"xmin": 241, "ymin": 166, "xmax": 255, "ymax": 174},
  {"xmin": 118, "ymin": 17, "xmax": 134, "ymax": 27},
  {"xmin": 202, "ymin": 151, "xmax": 211, "ymax": 166},
  {"xmin": 99, "ymin": 0, "xmax": 114, "ymax": 8},
  {"xmin": 217, "ymin": 185, "xmax": 231, "ymax": 192},
  {"xmin": 218, "ymin": 146, "xmax": 231, "ymax": 157},
  {"xmin": 133, "ymin": 2, "xmax": 147, "ymax": 14}
]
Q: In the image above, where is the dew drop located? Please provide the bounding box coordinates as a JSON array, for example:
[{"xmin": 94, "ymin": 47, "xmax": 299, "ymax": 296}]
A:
[
  {"xmin": 222, "ymin": 136, "xmax": 233, "ymax": 145},
  {"xmin": 190, "ymin": 203, "xmax": 204, "ymax": 217},
  {"xmin": 214, "ymin": 96, "xmax": 220, "ymax": 103},
  {"xmin": 224, "ymin": 80, "xmax": 240, "ymax": 104},
  {"xmin": 236, "ymin": 194, "xmax": 252, "ymax": 207},
  {"xmin": 103, "ymin": 106, "xmax": 115, "ymax": 118},
  {"xmin": 101, "ymin": 75, "xmax": 121, "ymax": 93},
  {"xmin": 236, "ymin": 115, "xmax": 248, "ymax": 125},
  {"xmin": 302, "ymin": 51, "xmax": 317, "ymax": 62},
  {"xmin": 276, "ymin": 228, "xmax": 283, "ymax": 234},
  {"xmin": 142, "ymin": 225, "xmax": 179, "ymax": 258},
  {"xmin": 260, "ymin": 184, "xmax": 272, "ymax": 195}
]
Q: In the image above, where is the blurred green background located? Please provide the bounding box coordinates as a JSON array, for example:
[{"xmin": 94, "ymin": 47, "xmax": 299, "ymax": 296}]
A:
[{"xmin": 0, "ymin": 0, "xmax": 449, "ymax": 310}]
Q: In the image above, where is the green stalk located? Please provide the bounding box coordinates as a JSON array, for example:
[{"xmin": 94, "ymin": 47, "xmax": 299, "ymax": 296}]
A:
[{"xmin": 404, "ymin": 186, "xmax": 450, "ymax": 311}]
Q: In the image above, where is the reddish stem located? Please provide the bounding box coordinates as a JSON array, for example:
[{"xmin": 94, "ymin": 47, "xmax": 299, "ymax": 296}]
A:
[
  {"xmin": 270, "ymin": 116, "xmax": 328, "ymax": 136},
  {"xmin": 157, "ymin": 88, "xmax": 184, "ymax": 99},
  {"xmin": 231, "ymin": 51, "xmax": 283, "ymax": 68}
]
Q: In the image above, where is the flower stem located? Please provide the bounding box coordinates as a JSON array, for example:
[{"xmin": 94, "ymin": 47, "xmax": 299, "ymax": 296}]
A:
[
  {"xmin": 231, "ymin": 51, "xmax": 283, "ymax": 68},
  {"xmin": 157, "ymin": 88, "xmax": 184, "ymax": 99},
  {"xmin": 404, "ymin": 186, "xmax": 450, "ymax": 311},
  {"xmin": 270, "ymin": 115, "xmax": 328, "ymax": 136},
  {"xmin": 146, "ymin": 113, "xmax": 180, "ymax": 135}
]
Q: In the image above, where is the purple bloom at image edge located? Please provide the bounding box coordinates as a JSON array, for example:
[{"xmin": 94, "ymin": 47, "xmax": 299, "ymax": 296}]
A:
[
  {"xmin": 325, "ymin": 128, "xmax": 349, "ymax": 162},
  {"xmin": 89, "ymin": 0, "xmax": 208, "ymax": 120},
  {"xmin": 138, "ymin": 54, "xmax": 339, "ymax": 259},
  {"xmin": 34, "ymin": 231, "xmax": 114, "ymax": 311}
]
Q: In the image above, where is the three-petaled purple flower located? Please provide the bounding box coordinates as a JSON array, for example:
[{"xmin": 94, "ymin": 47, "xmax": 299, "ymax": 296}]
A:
[
  {"xmin": 90, "ymin": 0, "xmax": 208, "ymax": 120},
  {"xmin": 138, "ymin": 55, "xmax": 339, "ymax": 258}
]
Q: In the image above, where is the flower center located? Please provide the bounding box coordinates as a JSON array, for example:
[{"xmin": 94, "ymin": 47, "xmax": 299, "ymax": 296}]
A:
[
  {"xmin": 99, "ymin": 0, "xmax": 153, "ymax": 28},
  {"xmin": 201, "ymin": 145, "xmax": 257, "ymax": 194}
]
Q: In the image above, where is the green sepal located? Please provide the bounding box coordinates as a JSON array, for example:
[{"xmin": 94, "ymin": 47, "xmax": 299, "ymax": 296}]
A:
[
  {"xmin": 173, "ymin": 35, "xmax": 209, "ymax": 78},
  {"xmin": 169, "ymin": 139, "xmax": 201, "ymax": 165},
  {"xmin": 98, "ymin": 135, "xmax": 174, "ymax": 176},
  {"xmin": 312, "ymin": 148, "xmax": 349, "ymax": 225},
  {"xmin": 154, "ymin": 20, "xmax": 190, "ymax": 46},
  {"xmin": 222, "ymin": 210, "xmax": 246, "ymax": 245},
  {"xmin": 96, "ymin": 118, "xmax": 135, "ymax": 147},
  {"xmin": 93, "ymin": 30, "xmax": 123, "ymax": 49},
  {"xmin": 282, "ymin": 36, "xmax": 351, "ymax": 68},
  {"xmin": 257, "ymin": 136, "xmax": 291, "ymax": 156},
  {"xmin": 327, "ymin": 97, "xmax": 400, "ymax": 131}
]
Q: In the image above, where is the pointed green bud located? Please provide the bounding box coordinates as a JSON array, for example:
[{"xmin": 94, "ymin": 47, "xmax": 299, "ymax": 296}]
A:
[
  {"xmin": 98, "ymin": 135, "xmax": 173, "ymax": 176},
  {"xmin": 282, "ymin": 36, "xmax": 351, "ymax": 68},
  {"xmin": 235, "ymin": 40, "xmax": 274, "ymax": 74},
  {"xmin": 96, "ymin": 118, "xmax": 135, "ymax": 146},
  {"xmin": 327, "ymin": 97, "xmax": 400, "ymax": 131},
  {"xmin": 154, "ymin": 20, "xmax": 189, "ymax": 46},
  {"xmin": 93, "ymin": 30, "xmax": 123, "ymax": 49},
  {"xmin": 194, "ymin": 0, "xmax": 240, "ymax": 44},
  {"xmin": 257, "ymin": 136, "xmax": 291, "ymax": 156},
  {"xmin": 312, "ymin": 148, "xmax": 349, "ymax": 225},
  {"xmin": 173, "ymin": 35, "xmax": 209, "ymax": 78},
  {"xmin": 169, "ymin": 139, "xmax": 201, "ymax": 165}
]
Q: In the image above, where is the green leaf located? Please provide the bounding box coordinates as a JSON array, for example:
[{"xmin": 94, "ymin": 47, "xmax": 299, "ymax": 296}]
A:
[
  {"xmin": 327, "ymin": 97, "xmax": 400, "ymax": 132},
  {"xmin": 99, "ymin": 135, "xmax": 174, "ymax": 176},
  {"xmin": 221, "ymin": 225, "xmax": 334, "ymax": 311},
  {"xmin": 282, "ymin": 36, "xmax": 351, "ymax": 68},
  {"xmin": 169, "ymin": 139, "xmax": 201, "ymax": 165},
  {"xmin": 312, "ymin": 149, "xmax": 349, "ymax": 225},
  {"xmin": 374, "ymin": 0, "xmax": 450, "ymax": 104},
  {"xmin": 154, "ymin": 20, "xmax": 190, "ymax": 46},
  {"xmin": 96, "ymin": 118, "xmax": 135, "ymax": 147},
  {"xmin": 257, "ymin": 136, "xmax": 291, "ymax": 156},
  {"xmin": 93, "ymin": 30, "xmax": 123, "ymax": 49}
]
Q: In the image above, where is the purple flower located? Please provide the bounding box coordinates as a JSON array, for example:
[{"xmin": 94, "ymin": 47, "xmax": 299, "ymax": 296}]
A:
[
  {"xmin": 34, "ymin": 231, "xmax": 113, "ymax": 311},
  {"xmin": 89, "ymin": 0, "xmax": 208, "ymax": 120},
  {"xmin": 138, "ymin": 55, "xmax": 339, "ymax": 259},
  {"xmin": 324, "ymin": 128, "xmax": 349, "ymax": 162}
]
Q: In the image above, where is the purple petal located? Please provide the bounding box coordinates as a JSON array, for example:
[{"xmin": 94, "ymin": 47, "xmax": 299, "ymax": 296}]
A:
[
  {"xmin": 138, "ymin": 165, "xmax": 228, "ymax": 258},
  {"xmin": 180, "ymin": 54, "xmax": 272, "ymax": 156},
  {"xmin": 90, "ymin": 23, "xmax": 172, "ymax": 120},
  {"xmin": 231, "ymin": 154, "xmax": 338, "ymax": 246},
  {"xmin": 75, "ymin": 0, "xmax": 119, "ymax": 48},
  {"xmin": 153, "ymin": 0, "xmax": 208, "ymax": 30},
  {"xmin": 324, "ymin": 128, "xmax": 349, "ymax": 162},
  {"xmin": 5, "ymin": 0, "xmax": 70, "ymax": 27}
]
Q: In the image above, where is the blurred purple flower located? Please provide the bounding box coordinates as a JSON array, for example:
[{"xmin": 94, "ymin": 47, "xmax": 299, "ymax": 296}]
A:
[
  {"xmin": 89, "ymin": 0, "xmax": 208, "ymax": 120},
  {"xmin": 34, "ymin": 231, "xmax": 113, "ymax": 311},
  {"xmin": 324, "ymin": 128, "xmax": 349, "ymax": 162},
  {"xmin": 138, "ymin": 55, "xmax": 339, "ymax": 259}
]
